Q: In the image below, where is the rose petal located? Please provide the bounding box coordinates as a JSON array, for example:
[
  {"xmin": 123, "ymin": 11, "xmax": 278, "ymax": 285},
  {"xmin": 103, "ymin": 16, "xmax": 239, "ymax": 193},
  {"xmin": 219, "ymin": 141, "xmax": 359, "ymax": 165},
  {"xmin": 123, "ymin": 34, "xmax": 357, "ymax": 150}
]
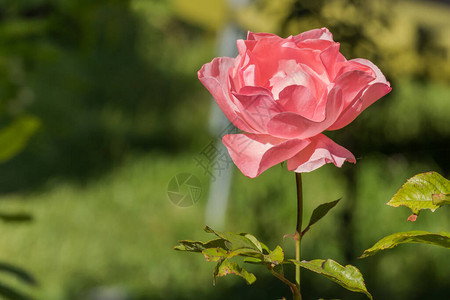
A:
[
  {"xmin": 293, "ymin": 27, "xmax": 334, "ymax": 43},
  {"xmin": 247, "ymin": 31, "xmax": 280, "ymax": 41},
  {"xmin": 333, "ymin": 70, "xmax": 375, "ymax": 107},
  {"xmin": 269, "ymin": 60, "xmax": 321, "ymax": 99},
  {"xmin": 266, "ymin": 87, "xmax": 344, "ymax": 139},
  {"xmin": 237, "ymin": 37, "xmax": 300, "ymax": 87},
  {"xmin": 320, "ymin": 42, "xmax": 346, "ymax": 81},
  {"xmin": 198, "ymin": 57, "xmax": 258, "ymax": 133},
  {"xmin": 329, "ymin": 58, "xmax": 391, "ymax": 130},
  {"xmin": 232, "ymin": 86, "xmax": 282, "ymax": 133},
  {"xmin": 328, "ymin": 82, "xmax": 392, "ymax": 130},
  {"xmin": 287, "ymin": 134, "xmax": 356, "ymax": 173},
  {"xmin": 350, "ymin": 58, "xmax": 388, "ymax": 84},
  {"xmin": 223, "ymin": 133, "xmax": 311, "ymax": 178},
  {"xmin": 335, "ymin": 60, "xmax": 375, "ymax": 79},
  {"xmin": 277, "ymin": 85, "xmax": 317, "ymax": 119}
]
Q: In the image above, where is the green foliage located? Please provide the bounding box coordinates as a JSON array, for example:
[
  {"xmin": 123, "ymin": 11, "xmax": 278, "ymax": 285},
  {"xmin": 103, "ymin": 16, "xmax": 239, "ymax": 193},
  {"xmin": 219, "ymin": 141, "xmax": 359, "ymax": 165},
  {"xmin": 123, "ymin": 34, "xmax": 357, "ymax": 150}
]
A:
[
  {"xmin": 387, "ymin": 171, "xmax": 450, "ymax": 219},
  {"xmin": 213, "ymin": 259, "xmax": 256, "ymax": 285},
  {"xmin": 302, "ymin": 199, "xmax": 341, "ymax": 237},
  {"xmin": 1, "ymin": 152, "xmax": 448, "ymax": 299},
  {"xmin": 360, "ymin": 231, "xmax": 450, "ymax": 258},
  {"xmin": 290, "ymin": 259, "xmax": 372, "ymax": 300},
  {"xmin": 174, "ymin": 226, "xmax": 285, "ymax": 285},
  {"xmin": 0, "ymin": 263, "xmax": 36, "ymax": 300},
  {"xmin": 0, "ymin": 116, "xmax": 39, "ymax": 163},
  {"xmin": 175, "ymin": 225, "xmax": 373, "ymax": 299}
]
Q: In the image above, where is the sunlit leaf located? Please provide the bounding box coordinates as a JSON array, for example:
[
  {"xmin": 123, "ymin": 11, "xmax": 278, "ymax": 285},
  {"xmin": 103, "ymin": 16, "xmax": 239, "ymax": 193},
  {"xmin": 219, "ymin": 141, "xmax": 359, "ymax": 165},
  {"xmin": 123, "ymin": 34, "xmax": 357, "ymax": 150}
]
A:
[
  {"xmin": 173, "ymin": 238, "xmax": 226, "ymax": 252},
  {"xmin": 432, "ymin": 193, "xmax": 450, "ymax": 206},
  {"xmin": 202, "ymin": 247, "xmax": 262, "ymax": 262},
  {"xmin": 201, "ymin": 248, "xmax": 229, "ymax": 262},
  {"xmin": 360, "ymin": 231, "xmax": 450, "ymax": 258},
  {"xmin": 204, "ymin": 226, "xmax": 261, "ymax": 251},
  {"xmin": 174, "ymin": 226, "xmax": 285, "ymax": 285},
  {"xmin": 265, "ymin": 245, "xmax": 284, "ymax": 265},
  {"xmin": 213, "ymin": 258, "xmax": 256, "ymax": 285},
  {"xmin": 244, "ymin": 233, "xmax": 264, "ymax": 252},
  {"xmin": 387, "ymin": 172, "xmax": 450, "ymax": 218},
  {"xmin": 290, "ymin": 259, "xmax": 372, "ymax": 299}
]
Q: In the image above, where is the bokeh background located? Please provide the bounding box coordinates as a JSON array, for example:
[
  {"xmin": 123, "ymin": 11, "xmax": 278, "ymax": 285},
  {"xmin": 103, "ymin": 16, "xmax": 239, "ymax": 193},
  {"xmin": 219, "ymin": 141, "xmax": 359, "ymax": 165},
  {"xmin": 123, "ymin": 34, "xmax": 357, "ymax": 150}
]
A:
[{"xmin": 0, "ymin": 0, "xmax": 449, "ymax": 299}]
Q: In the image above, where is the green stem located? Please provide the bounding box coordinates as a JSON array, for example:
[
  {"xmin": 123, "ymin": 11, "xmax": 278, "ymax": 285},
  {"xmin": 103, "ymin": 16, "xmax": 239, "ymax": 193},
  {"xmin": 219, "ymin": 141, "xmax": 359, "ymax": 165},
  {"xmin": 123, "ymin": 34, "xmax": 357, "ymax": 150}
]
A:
[
  {"xmin": 269, "ymin": 267, "xmax": 301, "ymax": 300},
  {"xmin": 295, "ymin": 172, "xmax": 303, "ymax": 300}
]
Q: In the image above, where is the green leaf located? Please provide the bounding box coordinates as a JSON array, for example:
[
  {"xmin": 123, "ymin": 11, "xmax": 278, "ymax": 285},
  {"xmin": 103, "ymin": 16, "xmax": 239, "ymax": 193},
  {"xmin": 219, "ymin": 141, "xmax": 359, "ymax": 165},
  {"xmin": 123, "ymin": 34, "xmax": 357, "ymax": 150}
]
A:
[
  {"xmin": 173, "ymin": 238, "xmax": 227, "ymax": 252},
  {"xmin": 201, "ymin": 248, "xmax": 229, "ymax": 262},
  {"xmin": 243, "ymin": 233, "xmax": 264, "ymax": 252},
  {"xmin": 265, "ymin": 245, "xmax": 284, "ymax": 265},
  {"xmin": 432, "ymin": 193, "xmax": 450, "ymax": 206},
  {"xmin": 202, "ymin": 247, "xmax": 263, "ymax": 262},
  {"xmin": 0, "ymin": 116, "xmax": 40, "ymax": 163},
  {"xmin": 290, "ymin": 259, "xmax": 372, "ymax": 299},
  {"xmin": 204, "ymin": 226, "xmax": 262, "ymax": 251},
  {"xmin": 243, "ymin": 257, "xmax": 262, "ymax": 264},
  {"xmin": 387, "ymin": 172, "xmax": 450, "ymax": 217},
  {"xmin": 213, "ymin": 258, "xmax": 256, "ymax": 285},
  {"xmin": 242, "ymin": 245, "xmax": 284, "ymax": 266},
  {"xmin": 174, "ymin": 226, "xmax": 285, "ymax": 285},
  {"xmin": 360, "ymin": 231, "xmax": 450, "ymax": 258},
  {"xmin": 302, "ymin": 199, "xmax": 341, "ymax": 236}
]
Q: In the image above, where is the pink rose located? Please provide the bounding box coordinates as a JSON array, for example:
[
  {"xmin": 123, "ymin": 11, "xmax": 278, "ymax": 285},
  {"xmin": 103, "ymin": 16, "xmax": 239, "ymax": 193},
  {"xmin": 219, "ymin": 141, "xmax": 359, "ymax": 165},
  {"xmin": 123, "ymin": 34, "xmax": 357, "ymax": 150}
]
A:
[{"xmin": 198, "ymin": 28, "xmax": 391, "ymax": 178}]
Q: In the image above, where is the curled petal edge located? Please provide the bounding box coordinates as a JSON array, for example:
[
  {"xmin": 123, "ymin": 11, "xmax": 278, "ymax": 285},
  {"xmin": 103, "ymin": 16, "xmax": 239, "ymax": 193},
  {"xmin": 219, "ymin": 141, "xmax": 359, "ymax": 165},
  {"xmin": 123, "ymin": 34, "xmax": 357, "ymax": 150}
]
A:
[
  {"xmin": 287, "ymin": 134, "xmax": 356, "ymax": 173},
  {"xmin": 223, "ymin": 134, "xmax": 311, "ymax": 178}
]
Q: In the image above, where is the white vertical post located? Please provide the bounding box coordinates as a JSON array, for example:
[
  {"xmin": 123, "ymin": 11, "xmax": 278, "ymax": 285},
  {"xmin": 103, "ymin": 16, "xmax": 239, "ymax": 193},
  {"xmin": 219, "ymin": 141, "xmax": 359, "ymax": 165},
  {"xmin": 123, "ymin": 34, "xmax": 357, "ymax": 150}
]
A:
[{"xmin": 205, "ymin": 0, "xmax": 250, "ymax": 229}]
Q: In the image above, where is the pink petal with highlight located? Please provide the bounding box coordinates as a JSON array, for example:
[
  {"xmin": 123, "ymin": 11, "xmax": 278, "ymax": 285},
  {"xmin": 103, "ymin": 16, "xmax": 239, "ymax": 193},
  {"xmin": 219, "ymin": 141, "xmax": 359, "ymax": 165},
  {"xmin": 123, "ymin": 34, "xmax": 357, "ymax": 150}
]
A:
[
  {"xmin": 333, "ymin": 70, "xmax": 375, "ymax": 107},
  {"xmin": 198, "ymin": 57, "xmax": 259, "ymax": 133},
  {"xmin": 287, "ymin": 134, "xmax": 356, "ymax": 173},
  {"xmin": 232, "ymin": 86, "xmax": 282, "ymax": 133},
  {"xmin": 223, "ymin": 133, "xmax": 310, "ymax": 178},
  {"xmin": 328, "ymin": 82, "xmax": 392, "ymax": 130},
  {"xmin": 293, "ymin": 27, "xmax": 334, "ymax": 43},
  {"xmin": 277, "ymin": 85, "xmax": 317, "ymax": 119},
  {"xmin": 266, "ymin": 87, "xmax": 344, "ymax": 139}
]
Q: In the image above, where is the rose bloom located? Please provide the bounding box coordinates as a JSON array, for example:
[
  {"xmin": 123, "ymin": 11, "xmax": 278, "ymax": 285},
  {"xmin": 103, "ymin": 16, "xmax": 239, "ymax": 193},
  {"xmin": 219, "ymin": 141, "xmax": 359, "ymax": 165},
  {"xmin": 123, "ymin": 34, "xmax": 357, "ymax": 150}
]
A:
[{"xmin": 198, "ymin": 28, "xmax": 391, "ymax": 178}]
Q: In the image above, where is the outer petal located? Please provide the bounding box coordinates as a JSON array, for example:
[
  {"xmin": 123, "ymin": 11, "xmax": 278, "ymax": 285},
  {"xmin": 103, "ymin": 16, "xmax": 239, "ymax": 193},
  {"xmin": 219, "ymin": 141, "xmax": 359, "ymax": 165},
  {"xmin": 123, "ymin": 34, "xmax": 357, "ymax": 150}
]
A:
[
  {"xmin": 333, "ymin": 70, "xmax": 375, "ymax": 107},
  {"xmin": 320, "ymin": 42, "xmax": 346, "ymax": 82},
  {"xmin": 287, "ymin": 134, "xmax": 356, "ymax": 173},
  {"xmin": 328, "ymin": 59, "xmax": 392, "ymax": 130},
  {"xmin": 266, "ymin": 87, "xmax": 344, "ymax": 139},
  {"xmin": 351, "ymin": 58, "xmax": 388, "ymax": 84},
  {"xmin": 328, "ymin": 82, "xmax": 392, "ymax": 130},
  {"xmin": 293, "ymin": 27, "xmax": 334, "ymax": 43},
  {"xmin": 223, "ymin": 133, "xmax": 311, "ymax": 178},
  {"xmin": 198, "ymin": 57, "xmax": 258, "ymax": 133},
  {"xmin": 247, "ymin": 31, "xmax": 280, "ymax": 41}
]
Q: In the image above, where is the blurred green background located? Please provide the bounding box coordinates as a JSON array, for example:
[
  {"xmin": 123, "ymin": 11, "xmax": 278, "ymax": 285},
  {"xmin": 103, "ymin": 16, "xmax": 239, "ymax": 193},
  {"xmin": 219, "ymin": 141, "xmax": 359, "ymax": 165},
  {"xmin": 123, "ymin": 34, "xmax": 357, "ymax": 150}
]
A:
[{"xmin": 0, "ymin": 0, "xmax": 449, "ymax": 299}]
